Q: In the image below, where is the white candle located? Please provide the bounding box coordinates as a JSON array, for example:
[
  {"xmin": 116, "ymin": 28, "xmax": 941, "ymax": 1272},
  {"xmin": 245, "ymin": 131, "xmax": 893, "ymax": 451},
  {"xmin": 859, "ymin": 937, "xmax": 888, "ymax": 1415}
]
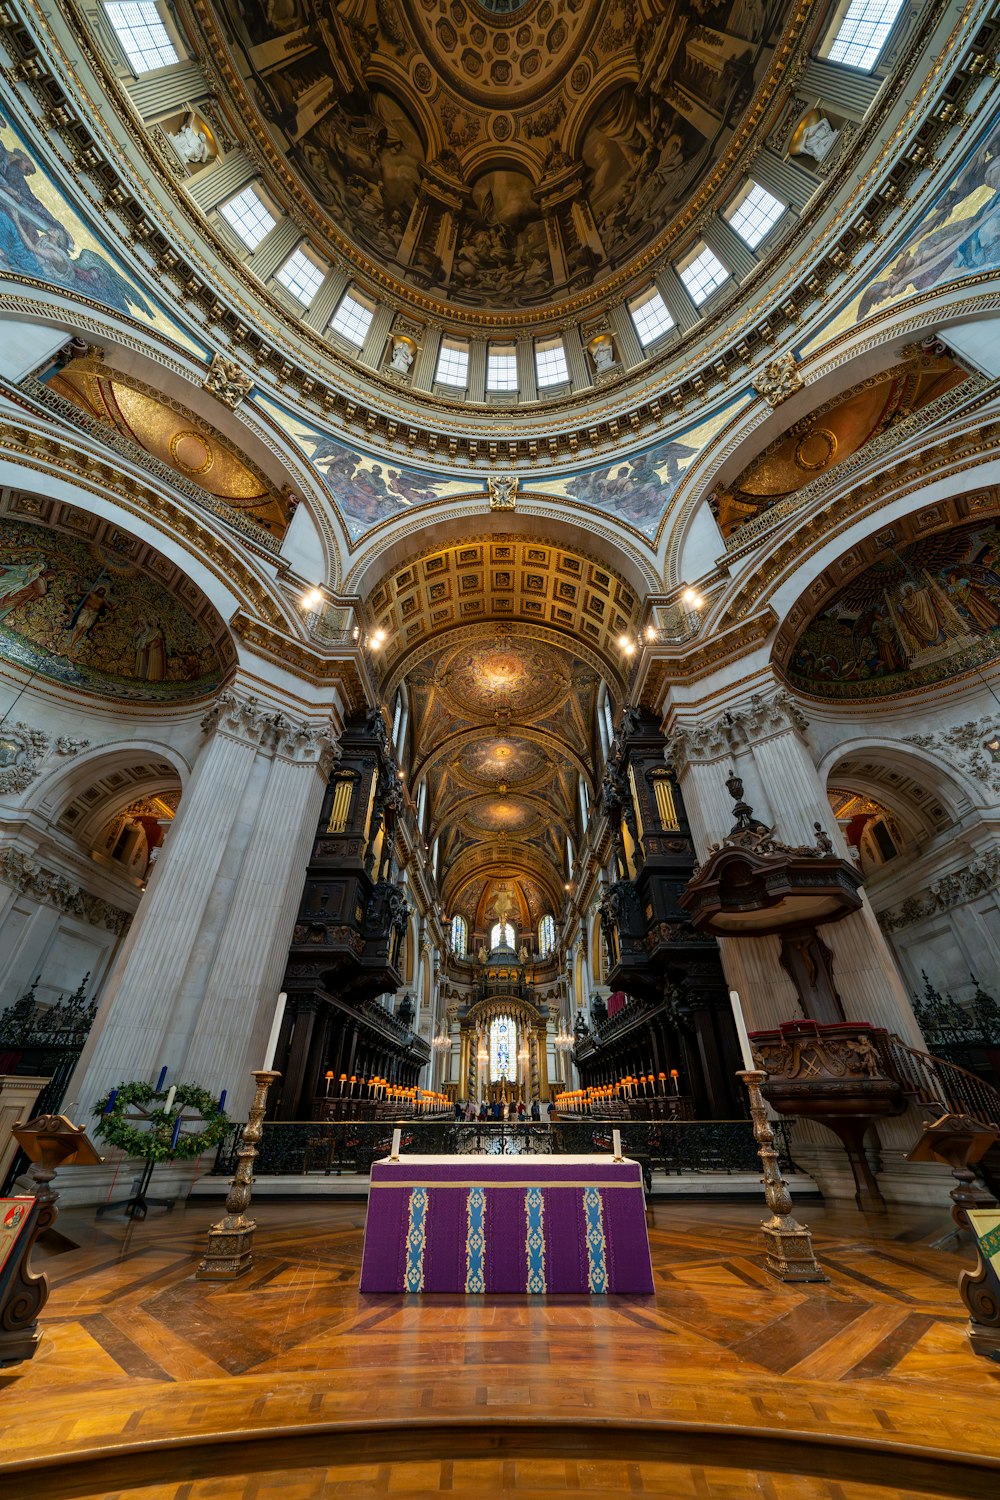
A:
[
  {"xmin": 263, "ymin": 991, "xmax": 287, "ymax": 1070},
  {"xmin": 612, "ymin": 1128, "xmax": 623, "ymax": 1161},
  {"xmin": 729, "ymin": 989, "xmax": 756, "ymax": 1072},
  {"xmin": 163, "ymin": 1084, "xmax": 176, "ymax": 1114},
  {"xmin": 390, "ymin": 1127, "xmax": 402, "ymax": 1160}
]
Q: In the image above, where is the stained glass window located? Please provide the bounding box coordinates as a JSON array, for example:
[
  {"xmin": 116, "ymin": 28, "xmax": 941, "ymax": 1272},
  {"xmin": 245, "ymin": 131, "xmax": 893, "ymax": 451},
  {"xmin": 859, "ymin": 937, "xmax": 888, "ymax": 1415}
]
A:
[
  {"xmin": 450, "ymin": 914, "xmax": 467, "ymax": 957},
  {"xmin": 490, "ymin": 1014, "xmax": 515, "ymax": 1080},
  {"xmin": 538, "ymin": 914, "xmax": 556, "ymax": 959}
]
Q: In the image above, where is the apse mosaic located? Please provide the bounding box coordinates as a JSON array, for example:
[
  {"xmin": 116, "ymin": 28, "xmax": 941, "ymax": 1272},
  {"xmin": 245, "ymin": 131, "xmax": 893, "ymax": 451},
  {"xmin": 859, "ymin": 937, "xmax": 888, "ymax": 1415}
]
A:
[
  {"xmin": 0, "ymin": 514, "xmax": 228, "ymax": 702},
  {"xmin": 0, "ymin": 115, "xmax": 200, "ymax": 350},
  {"xmin": 210, "ymin": 0, "xmax": 779, "ymax": 310},
  {"xmin": 784, "ymin": 517, "xmax": 1000, "ymax": 702},
  {"xmin": 810, "ymin": 113, "xmax": 1000, "ymax": 350},
  {"xmin": 713, "ymin": 350, "xmax": 969, "ymax": 538}
]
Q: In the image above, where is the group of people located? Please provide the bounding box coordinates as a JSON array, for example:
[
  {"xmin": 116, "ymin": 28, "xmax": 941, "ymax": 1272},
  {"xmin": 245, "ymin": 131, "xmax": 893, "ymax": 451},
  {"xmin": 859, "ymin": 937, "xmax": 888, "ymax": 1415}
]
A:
[{"xmin": 453, "ymin": 1098, "xmax": 548, "ymax": 1123}]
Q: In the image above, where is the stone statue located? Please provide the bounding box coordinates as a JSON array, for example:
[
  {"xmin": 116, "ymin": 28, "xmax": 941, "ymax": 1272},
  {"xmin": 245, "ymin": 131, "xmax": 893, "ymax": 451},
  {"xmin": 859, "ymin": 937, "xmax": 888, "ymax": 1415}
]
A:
[
  {"xmin": 168, "ymin": 120, "xmax": 211, "ymax": 165},
  {"xmin": 589, "ymin": 334, "xmax": 617, "ymax": 373},
  {"xmin": 388, "ymin": 337, "xmax": 414, "ymax": 375},
  {"xmin": 790, "ymin": 111, "xmax": 839, "ymax": 163}
]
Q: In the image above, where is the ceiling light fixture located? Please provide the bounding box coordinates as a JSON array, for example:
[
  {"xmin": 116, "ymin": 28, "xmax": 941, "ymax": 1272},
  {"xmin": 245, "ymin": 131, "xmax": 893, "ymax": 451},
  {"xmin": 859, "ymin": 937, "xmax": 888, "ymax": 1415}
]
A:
[
  {"xmin": 681, "ymin": 588, "xmax": 705, "ymax": 609},
  {"xmin": 301, "ymin": 587, "xmax": 323, "ymax": 610}
]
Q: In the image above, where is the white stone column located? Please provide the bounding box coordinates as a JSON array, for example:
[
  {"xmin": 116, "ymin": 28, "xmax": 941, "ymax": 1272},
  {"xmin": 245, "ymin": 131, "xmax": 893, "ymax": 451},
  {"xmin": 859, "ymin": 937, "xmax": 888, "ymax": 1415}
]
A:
[{"xmin": 69, "ymin": 689, "xmax": 338, "ymax": 1115}]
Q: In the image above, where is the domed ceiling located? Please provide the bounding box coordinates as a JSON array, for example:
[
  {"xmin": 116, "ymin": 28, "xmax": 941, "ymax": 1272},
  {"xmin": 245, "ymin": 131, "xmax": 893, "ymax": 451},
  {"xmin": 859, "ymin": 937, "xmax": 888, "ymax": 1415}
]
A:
[
  {"xmin": 204, "ymin": 0, "xmax": 779, "ymax": 311},
  {"xmin": 405, "ymin": 626, "xmax": 602, "ymax": 930}
]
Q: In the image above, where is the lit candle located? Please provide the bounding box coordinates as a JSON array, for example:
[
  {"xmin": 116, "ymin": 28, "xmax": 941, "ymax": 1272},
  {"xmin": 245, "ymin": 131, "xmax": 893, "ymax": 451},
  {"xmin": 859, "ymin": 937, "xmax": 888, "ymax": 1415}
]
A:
[
  {"xmin": 263, "ymin": 991, "xmax": 287, "ymax": 1070},
  {"xmin": 170, "ymin": 1114, "xmax": 182, "ymax": 1151},
  {"xmin": 163, "ymin": 1084, "xmax": 177, "ymax": 1114},
  {"xmin": 103, "ymin": 1087, "xmax": 118, "ymax": 1115},
  {"xmin": 156, "ymin": 1067, "xmax": 167, "ymax": 1091},
  {"xmin": 728, "ymin": 989, "xmax": 756, "ymax": 1072},
  {"xmin": 217, "ymin": 1089, "xmax": 227, "ymax": 1115},
  {"xmin": 339, "ymin": 1073, "xmax": 347, "ymax": 1096},
  {"xmin": 350, "ymin": 1075, "xmax": 357, "ymax": 1096},
  {"xmin": 670, "ymin": 1069, "xmax": 680, "ymax": 1095},
  {"xmin": 325, "ymin": 1070, "xmax": 334, "ymax": 1096}
]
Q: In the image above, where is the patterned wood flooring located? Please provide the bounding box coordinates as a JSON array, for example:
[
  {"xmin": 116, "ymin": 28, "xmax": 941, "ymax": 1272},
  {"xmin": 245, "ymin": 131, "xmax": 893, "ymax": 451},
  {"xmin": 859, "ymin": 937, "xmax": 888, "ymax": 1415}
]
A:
[{"xmin": 1, "ymin": 1197, "xmax": 998, "ymax": 1499}]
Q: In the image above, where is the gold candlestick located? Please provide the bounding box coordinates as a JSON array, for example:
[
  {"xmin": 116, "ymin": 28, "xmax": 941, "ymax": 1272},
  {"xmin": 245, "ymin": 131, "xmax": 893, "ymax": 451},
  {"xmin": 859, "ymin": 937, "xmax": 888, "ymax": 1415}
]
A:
[
  {"xmin": 738, "ymin": 1069, "xmax": 826, "ymax": 1283},
  {"xmin": 197, "ymin": 1070, "xmax": 279, "ymax": 1280}
]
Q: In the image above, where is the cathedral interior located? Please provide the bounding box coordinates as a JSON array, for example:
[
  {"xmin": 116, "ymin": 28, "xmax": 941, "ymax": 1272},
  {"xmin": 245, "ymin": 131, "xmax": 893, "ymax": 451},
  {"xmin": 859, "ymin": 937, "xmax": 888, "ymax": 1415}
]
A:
[{"xmin": 2, "ymin": 0, "xmax": 1000, "ymax": 1495}]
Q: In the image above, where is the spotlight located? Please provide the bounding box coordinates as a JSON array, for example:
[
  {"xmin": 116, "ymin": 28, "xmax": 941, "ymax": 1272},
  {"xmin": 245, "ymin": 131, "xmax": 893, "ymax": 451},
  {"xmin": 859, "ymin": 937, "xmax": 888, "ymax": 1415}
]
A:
[
  {"xmin": 645, "ymin": 625, "xmax": 657, "ymax": 641},
  {"xmin": 301, "ymin": 587, "xmax": 323, "ymax": 610},
  {"xmin": 681, "ymin": 588, "xmax": 705, "ymax": 609},
  {"xmin": 617, "ymin": 633, "xmax": 630, "ymax": 649}
]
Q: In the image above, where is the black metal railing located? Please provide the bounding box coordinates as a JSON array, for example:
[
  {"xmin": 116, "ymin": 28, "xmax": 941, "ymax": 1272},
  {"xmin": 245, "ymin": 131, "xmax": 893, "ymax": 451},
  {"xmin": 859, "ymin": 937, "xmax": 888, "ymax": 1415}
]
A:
[{"xmin": 210, "ymin": 1117, "xmax": 796, "ymax": 1179}]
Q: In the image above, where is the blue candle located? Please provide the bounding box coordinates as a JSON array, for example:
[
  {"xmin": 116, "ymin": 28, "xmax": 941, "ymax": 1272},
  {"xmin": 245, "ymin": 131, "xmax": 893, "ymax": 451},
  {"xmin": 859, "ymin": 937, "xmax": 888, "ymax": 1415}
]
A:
[
  {"xmin": 103, "ymin": 1088, "xmax": 118, "ymax": 1115},
  {"xmin": 170, "ymin": 1115, "xmax": 181, "ymax": 1151},
  {"xmin": 156, "ymin": 1067, "xmax": 167, "ymax": 1090},
  {"xmin": 217, "ymin": 1089, "xmax": 227, "ymax": 1114}
]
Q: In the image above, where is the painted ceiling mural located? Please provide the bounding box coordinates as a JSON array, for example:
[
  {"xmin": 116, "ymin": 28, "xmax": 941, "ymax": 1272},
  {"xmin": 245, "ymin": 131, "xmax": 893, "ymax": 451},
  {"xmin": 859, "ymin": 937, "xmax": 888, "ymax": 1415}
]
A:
[
  {"xmin": 0, "ymin": 503, "xmax": 232, "ymax": 702},
  {"xmin": 0, "ymin": 114, "xmax": 202, "ymax": 352},
  {"xmin": 712, "ymin": 349, "xmax": 969, "ymax": 539},
  {"xmin": 210, "ymin": 0, "xmax": 780, "ymax": 309},
  {"xmin": 48, "ymin": 355, "xmax": 292, "ymax": 540},
  {"xmin": 264, "ymin": 392, "xmax": 744, "ymax": 539},
  {"xmin": 783, "ymin": 517, "xmax": 1000, "ymax": 702},
  {"xmin": 808, "ymin": 113, "xmax": 1000, "ymax": 353}
]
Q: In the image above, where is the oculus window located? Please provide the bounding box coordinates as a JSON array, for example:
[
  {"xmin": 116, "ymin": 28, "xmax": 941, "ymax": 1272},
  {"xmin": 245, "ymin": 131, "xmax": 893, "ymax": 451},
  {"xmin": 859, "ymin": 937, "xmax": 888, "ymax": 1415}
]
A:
[
  {"xmin": 535, "ymin": 337, "xmax": 570, "ymax": 388},
  {"xmin": 450, "ymin": 913, "xmax": 467, "ymax": 958},
  {"xmin": 724, "ymin": 182, "xmax": 786, "ymax": 248},
  {"xmin": 219, "ymin": 187, "xmax": 276, "ymax": 251},
  {"xmin": 276, "ymin": 247, "xmax": 325, "ymax": 306},
  {"xmin": 822, "ymin": 0, "xmax": 905, "ymax": 71},
  {"xmin": 677, "ymin": 244, "xmax": 730, "ymax": 306},
  {"xmin": 630, "ymin": 288, "xmax": 674, "ymax": 347},
  {"xmin": 436, "ymin": 338, "xmax": 470, "ymax": 388},
  {"xmin": 330, "ymin": 291, "xmax": 374, "ymax": 347},
  {"xmin": 538, "ymin": 914, "xmax": 556, "ymax": 959},
  {"xmin": 487, "ymin": 344, "xmax": 518, "ymax": 392},
  {"xmin": 105, "ymin": 2, "xmax": 179, "ymax": 73}
]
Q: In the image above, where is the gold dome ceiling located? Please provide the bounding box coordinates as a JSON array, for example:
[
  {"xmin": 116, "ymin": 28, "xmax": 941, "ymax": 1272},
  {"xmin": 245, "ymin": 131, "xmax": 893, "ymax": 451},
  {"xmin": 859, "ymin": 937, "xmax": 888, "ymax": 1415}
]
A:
[{"xmin": 202, "ymin": 0, "xmax": 782, "ymax": 312}]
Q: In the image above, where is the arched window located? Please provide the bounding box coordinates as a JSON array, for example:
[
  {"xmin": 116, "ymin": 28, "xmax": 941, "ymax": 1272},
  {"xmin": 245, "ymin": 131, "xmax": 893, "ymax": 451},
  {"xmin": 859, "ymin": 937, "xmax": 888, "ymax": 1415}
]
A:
[
  {"xmin": 490, "ymin": 920, "xmax": 515, "ymax": 952},
  {"xmin": 490, "ymin": 1013, "xmax": 515, "ymax": 1081},
  {"xmin": 538, "ymin": 914, "xmax": 556, "ymax": 959},
  {"xmin": 450, "ymin": 914, "xmax": 467, "ymax": 957}
]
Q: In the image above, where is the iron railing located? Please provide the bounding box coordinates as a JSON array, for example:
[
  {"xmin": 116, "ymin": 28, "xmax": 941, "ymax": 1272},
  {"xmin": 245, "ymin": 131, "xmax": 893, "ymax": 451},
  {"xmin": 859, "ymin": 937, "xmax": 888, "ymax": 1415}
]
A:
[
  {"xmin": 875, "ymin": 1032, "xmax": 1000, "ymax": 1129},
  {"xmin": 210, "ymin": 1117, "xmax": 797, "ymax": 1180}
]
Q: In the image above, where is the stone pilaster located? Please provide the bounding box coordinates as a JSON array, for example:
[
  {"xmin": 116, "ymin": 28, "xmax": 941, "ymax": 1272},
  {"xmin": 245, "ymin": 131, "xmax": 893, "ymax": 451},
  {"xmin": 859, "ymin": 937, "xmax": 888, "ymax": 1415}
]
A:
[{"xmin": 69, "ymin": 689, "xmax": 340, "ymax": 1116}]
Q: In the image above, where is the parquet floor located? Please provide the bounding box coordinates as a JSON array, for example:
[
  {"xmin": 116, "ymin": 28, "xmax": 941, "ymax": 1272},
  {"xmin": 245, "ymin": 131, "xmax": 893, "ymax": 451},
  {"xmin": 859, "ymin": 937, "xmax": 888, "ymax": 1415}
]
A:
[{"xmin": 0, "ymin": 1198, "xmax": 998, "ymax": 1499}]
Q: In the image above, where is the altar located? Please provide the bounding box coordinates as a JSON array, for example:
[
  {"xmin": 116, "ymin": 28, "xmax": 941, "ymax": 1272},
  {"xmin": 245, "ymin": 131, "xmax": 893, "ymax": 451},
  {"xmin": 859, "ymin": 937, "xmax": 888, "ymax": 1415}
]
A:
[{"xmin": 359, "ymin": 1154, "xmax": 654, "ymax": 1294}]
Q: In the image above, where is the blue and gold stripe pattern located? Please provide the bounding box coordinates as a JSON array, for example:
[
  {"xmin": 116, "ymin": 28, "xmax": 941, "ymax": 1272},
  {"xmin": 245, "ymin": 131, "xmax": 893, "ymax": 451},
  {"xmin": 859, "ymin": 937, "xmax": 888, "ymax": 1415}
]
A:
[
  {"xmin": 404, "ymin": 1186, "xmax": 428, "ymax": 1291},
  {"xmin": 525, "ymin": 1186, "xmax": 546, "ymax": 1293},
  {"xmin": 583, "ymin": 1186, "xmax": 608, "ymax": 1293},
  {"xmin": 465, "ymin": 1187, "xmax": 486, "ymax": 1292}
]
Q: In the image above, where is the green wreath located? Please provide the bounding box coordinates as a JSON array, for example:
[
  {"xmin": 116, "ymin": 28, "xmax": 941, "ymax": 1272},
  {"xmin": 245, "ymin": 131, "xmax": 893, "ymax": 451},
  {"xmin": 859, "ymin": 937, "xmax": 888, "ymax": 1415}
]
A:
[{"xmin": 93, "ymin": 1081, "xmax": 230, "ymax": 1162}]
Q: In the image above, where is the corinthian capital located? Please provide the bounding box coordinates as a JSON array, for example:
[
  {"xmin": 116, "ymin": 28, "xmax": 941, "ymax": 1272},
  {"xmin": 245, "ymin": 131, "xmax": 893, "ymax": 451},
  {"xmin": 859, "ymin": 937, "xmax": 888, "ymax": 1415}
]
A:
[
  {"xmin": 202, "ymin": 690, "xmax": 340, "ymax": 770},
  {"xmin": 666, "ymin": 690, "xmax": 809, "ymax": 770}
]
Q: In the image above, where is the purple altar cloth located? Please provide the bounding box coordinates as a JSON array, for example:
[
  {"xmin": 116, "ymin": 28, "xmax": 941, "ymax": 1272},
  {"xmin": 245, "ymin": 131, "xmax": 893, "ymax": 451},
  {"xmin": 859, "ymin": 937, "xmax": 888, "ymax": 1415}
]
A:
[{"xmin": 359, "ymin": 1154, "xmax": 654, "ymax": 1294}]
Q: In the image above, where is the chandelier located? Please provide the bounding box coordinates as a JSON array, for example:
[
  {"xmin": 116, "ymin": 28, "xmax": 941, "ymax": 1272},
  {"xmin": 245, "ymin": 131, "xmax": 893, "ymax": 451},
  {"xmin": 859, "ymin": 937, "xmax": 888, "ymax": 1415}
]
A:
[
  {"xmin": 554, "ymin": 1018, "xmax": 574, "ymax": 1052},
  {"xmin": 432, "ymin": 1027, "xmax": 451, "ymax": 1053}
]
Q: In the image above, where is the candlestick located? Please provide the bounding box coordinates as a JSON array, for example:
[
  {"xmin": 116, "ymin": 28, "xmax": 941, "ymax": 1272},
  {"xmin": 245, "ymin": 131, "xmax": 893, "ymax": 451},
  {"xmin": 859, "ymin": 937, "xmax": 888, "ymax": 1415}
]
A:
[
  {"xmin": 263, "ymin": 991, "xmax": 287, "ymax": 1070},
  {"xmin": 612, "ymin": 1128, "xmax": 623, "ymax": 1161},
  {"xmin": 163, "ymin": 1085, "xmax": 176, "ymax": 1114},
  {"xmin": 729, "ymin": 989, "xmax": 756, "ymax": 1071},
  {"xmin": 324, "ymin": 1071, "xmax": 334, "ymax": 1096},
  {"xmin": 339, "ymin": 1073, "xmax": 346, "ymax": 1096},
  {"xmin": 170, "ymin": 1114, "xmax": 182, "ymax": 1151},
  {"xmin": 390, "ymin": 1127, "xmax": 401, "ymax": 1160},
  {"xmin": 155, "ymin": 1067, "xmax": 167, "ymax": 1091},
  {"xmin": 670, "ymin": 1070, "xmax": 680, "ymax": 1095}
]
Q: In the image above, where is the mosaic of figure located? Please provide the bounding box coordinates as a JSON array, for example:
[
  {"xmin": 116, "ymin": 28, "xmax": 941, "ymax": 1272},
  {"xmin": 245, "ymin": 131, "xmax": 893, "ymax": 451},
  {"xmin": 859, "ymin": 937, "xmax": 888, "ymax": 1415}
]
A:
[
  {"xmin": 785, "ymin": 519, "xmax": 1000, "ymax": 702},
  {"xmin": 0, "ymin": 517, "xmax": 226, "ymax": 702}
]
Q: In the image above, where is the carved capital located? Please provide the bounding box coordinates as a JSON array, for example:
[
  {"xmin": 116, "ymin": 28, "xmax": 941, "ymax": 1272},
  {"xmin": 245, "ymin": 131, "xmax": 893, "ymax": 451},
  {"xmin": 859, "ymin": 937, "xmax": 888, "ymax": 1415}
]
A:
[
  {"xmin": 0, "ymin": 848, "xmax": 129, "ymax": 931},
  {"xmin": 203, "ymin": 690, "xmax": 340, "ymax": 769},
  {"xmin": 666, "ymin": 690, "xmax": 809, "ymax": 770}
]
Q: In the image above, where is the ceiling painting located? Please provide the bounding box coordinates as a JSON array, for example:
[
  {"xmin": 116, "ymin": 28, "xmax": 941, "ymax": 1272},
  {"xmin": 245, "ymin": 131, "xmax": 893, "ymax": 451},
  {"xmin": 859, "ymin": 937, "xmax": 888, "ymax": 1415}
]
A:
[
  {"xmin": 208, "ymin": 1, "xmax": 778, "ymax": 311},
  {"xmin": 0, "ymin": 497, "xmax": 232, "ymax": 703},
  {"xmin": 807, "ymin": 113, "xmax": 1000, "ymax": 353},
  {"xmin": 434, "ymin": 637, "xmax": 572, "ymax": 720},
  {"xmin": 48, "ymin": 356, "xmax": 291, "ymax": 541},
  {"xmin": 0, "ymin": 115, "xmax": 203, "ymax": 352},
  {"xmin": 712, "ymin": 350, "xmax": 969, "ymax": 539},
  {"xmin": 781, "ymin": 514, "xmax": 1000, "ymax": 703}
]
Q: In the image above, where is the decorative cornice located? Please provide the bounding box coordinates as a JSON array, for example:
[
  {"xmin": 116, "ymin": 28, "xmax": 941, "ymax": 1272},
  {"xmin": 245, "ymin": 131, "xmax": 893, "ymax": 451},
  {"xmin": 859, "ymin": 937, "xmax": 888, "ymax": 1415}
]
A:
[
  {"xmin": 904, "ymin": 715, "xmax": 1000, "ymax": 795},
  {"xmin": 0, "ymin": 847, "xmax": 130, "ymax": 931},
  {"xmin": 878, "ymin": 846, "xmax": 1000, "ymax": 933}
]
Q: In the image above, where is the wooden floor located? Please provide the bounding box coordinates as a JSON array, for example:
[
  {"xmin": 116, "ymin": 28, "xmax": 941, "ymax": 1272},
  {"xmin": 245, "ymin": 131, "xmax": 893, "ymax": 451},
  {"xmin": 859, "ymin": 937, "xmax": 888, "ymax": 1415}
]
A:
[{"xmin": 1, "ymin": 1196, "xmax": 999, "ymax": 1499}]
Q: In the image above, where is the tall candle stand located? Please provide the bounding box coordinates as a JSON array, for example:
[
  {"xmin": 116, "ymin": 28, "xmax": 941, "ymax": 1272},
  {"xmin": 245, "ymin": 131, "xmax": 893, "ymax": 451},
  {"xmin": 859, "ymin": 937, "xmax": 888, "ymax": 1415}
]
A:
[
  {"xmin": 197, "ymin": 1070, "xmax": 279, "ymax": 1280},
  {"xmin": 739, "ymin": 1069, "xmax": 826, "ymax": 1283}
]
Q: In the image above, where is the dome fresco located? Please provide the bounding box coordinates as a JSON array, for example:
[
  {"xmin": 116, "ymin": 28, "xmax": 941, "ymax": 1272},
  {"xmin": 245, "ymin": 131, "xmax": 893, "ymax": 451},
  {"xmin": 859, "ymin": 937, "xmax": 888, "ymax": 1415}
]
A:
[{"xmin": 202, "ymin": 0, "xmax": 783, "ymax": 311}]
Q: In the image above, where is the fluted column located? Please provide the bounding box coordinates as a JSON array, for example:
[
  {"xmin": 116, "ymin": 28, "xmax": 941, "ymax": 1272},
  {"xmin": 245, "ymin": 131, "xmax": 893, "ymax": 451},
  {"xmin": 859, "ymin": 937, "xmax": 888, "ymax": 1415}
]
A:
[{"xmin": 69, "ymin": 689, "xmax": 339, "ymax": 1115}]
